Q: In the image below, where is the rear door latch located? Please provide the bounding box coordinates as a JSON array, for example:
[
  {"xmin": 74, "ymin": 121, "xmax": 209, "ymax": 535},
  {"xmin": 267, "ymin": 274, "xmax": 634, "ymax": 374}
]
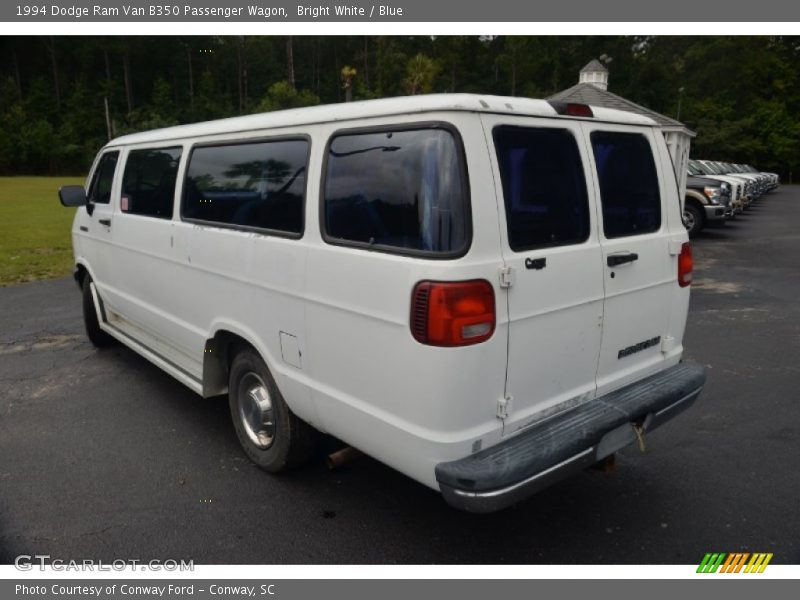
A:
[{"xmin": 497, "ymin": 396, "xmax": 512, "ymax": 419}]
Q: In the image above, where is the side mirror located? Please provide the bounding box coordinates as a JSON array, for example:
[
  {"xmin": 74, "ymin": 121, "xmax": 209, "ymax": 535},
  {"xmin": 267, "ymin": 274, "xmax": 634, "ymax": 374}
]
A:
[{"xmin": 59, "ymin": 185, "xmax": 87, "ymax": 207}]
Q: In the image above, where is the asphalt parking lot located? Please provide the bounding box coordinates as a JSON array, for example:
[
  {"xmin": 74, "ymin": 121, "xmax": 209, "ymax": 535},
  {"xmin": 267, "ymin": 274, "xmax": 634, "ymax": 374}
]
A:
[{"xmin": 1, "ymin": 187, "xmax": 799, "ymax": 565}]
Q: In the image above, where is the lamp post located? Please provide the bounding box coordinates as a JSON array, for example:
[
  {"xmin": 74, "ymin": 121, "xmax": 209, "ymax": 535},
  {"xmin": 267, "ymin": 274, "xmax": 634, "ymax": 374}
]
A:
[{"xmin": 676, "ymin": 86, "xmax": 686, "ymax": 121}]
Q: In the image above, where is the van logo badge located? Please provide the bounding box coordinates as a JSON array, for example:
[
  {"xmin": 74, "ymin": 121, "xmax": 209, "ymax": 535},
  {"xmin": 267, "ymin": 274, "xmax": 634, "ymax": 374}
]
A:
[{"xmin": 618, "ymin": 336, "xmax": 661, "ymax": 359}]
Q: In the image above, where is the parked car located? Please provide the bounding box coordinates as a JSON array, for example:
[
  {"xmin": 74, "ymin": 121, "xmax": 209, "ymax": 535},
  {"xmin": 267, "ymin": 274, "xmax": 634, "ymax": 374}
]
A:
[
  {"xmin": 683, "ymin": 174, "xmax": 731, "ymax": 236},
  {"xmin": 699, "ymin": 160, "xmax": 755, "ymax": 209},
  {"xmin": 58, "ymin": 94, "xmax": 706, "ymax": 513},
  {"xmin": 733, "ymin": 163, "xmax": 777, "ymax": 194},
  {"xmin": 748, "ymin": 165, "xmax": 779, "ymax": 190},
  {"xmin": 704, "ymin": 160, "xmax": 761, "ymax": 210},
  {"xmin": 690, "ymin": 160, "xmax": 744, "ymax": 215},
  {"xmin": 718, "ymin": 162, "xmax": 765, "ymax": 200}
]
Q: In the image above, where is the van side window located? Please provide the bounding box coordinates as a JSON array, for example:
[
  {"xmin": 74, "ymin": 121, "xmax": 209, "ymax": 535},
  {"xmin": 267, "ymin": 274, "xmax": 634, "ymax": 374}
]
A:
[
  {"xmin": 493, "ymin": 126, "xmax": 590, "ymax": 251},
  {"xmin": 323, "ymin": 127, "xmax": 469, "ymax": 255},
  {"xmin": 590, "ymin": 132, "xmax": 661, "ymax": 238},
  {"xmin": 182, "ymin": 139, "xmax": 308, "ymax": 235},
  {"xmin": 121, "ymin": 147, "xmax": 182, "ymax": 219},
  {"xmin": 87, "ymin": 151, "xmax": 119, "ymax": 204}
]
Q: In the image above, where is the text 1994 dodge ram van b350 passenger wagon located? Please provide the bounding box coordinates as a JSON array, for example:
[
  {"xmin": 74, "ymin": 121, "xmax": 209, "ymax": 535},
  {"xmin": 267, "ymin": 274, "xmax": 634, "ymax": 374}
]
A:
[{"xmin": 59, "ymin": 94, "xmax": 705, "ymax": 513}]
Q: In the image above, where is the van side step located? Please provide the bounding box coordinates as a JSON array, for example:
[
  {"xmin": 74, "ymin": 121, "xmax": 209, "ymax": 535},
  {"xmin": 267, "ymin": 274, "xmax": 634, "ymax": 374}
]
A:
[
  {"xmin": 435, "ymin": 362, "xmax": 706, "ymax": 513},
  {"xmin": 101, "ymin": 319, "xmax": 204, "ymax": 395},
  {"xmin": 96, "ymin": 305, "xmax": 203, "ymax": 395}
]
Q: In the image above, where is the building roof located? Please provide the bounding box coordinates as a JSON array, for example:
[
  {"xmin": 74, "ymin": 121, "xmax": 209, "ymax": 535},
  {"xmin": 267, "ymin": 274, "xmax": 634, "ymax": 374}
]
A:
[
  {"xmin": 580, "ymin": 59, "xmax": 608, "ymax": 74},
  {"xmin": 548, "ymin": 83, "xmax": 696, "ymax": 135},
  {"xmin": 107, "ymin": 93, "xmax": 657, "ymax": 147}
]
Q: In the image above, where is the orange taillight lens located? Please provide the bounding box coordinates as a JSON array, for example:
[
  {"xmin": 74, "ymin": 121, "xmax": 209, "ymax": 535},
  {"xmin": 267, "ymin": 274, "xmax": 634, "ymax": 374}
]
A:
[
  {"xmin": 411, "ymin": 280, "xmax": 496, "ymax": 346},
  {"xmin": 678, "ymin": 242, "xmax": 693, "ymax": 287}
]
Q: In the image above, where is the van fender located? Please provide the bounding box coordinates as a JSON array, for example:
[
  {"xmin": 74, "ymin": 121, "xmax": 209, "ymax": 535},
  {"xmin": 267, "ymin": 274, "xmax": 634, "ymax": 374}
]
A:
[
  {"xmin": 73, "ymin": 259, "xmax": 110, "ymax": 314},
  {"xmin": 203, "ymin": 319, "xmax": 269, "ymax": 395},
  {"xmin": 73, "ymin": 257, "xmax": 97, "ymax": 288},
  {"xmin": 202, "ymin": 320, "xmax": 316, "ymax": 426}
]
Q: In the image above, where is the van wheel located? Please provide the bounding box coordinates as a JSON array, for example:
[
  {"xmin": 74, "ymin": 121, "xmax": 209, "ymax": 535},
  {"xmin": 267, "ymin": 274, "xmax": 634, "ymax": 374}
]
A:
[
  {"xmin": 82, "ymin": 276, "xmax": 114, "ymax": 347},
  {"xmin": 228, "ymin": 348, "xmax": 315, "ymax": 472},
  {"xmin": 683, "ymin": 203, "xmax": 704, "ymax": 237}
]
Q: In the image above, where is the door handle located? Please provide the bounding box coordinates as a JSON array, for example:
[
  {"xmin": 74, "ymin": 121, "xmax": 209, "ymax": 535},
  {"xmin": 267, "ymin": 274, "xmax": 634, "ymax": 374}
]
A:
[
  {"xmin": 98, "ymin": 218, "xmax": 111, "ymax": 227},
  {"xmin": 525, "ymin": 257, "xmax": 546, "ymax": 270},
  {"xmin": 607, "ymin": 252, "xmax": 638, "ymax": 267}
]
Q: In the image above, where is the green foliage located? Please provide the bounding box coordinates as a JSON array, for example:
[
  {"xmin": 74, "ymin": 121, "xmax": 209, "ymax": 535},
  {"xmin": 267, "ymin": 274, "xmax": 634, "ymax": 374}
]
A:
[
  {"xmin": 404, "ymin": 53, "xmax": 440, "ymax": 95},
  {"xmin": 115, "ymin": 78, "xmax": 181, "ymax": 136},
  {"xmin": 1, "ymin": 35, "xmax": 799, "ymax": 178},
  {"xmin": 256, "ymin": 81, "xmax": 320, "ymax": 112}
]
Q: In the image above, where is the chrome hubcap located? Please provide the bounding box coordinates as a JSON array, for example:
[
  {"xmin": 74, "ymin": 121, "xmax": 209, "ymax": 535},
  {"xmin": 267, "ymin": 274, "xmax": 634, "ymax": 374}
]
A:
[
  {"xmin": 238, "ymin": 373, "xmax": 275, "ymax": 449},
  {"xmin": 683, "ymin": 210, "xmax": 696, "ymax": 230}
]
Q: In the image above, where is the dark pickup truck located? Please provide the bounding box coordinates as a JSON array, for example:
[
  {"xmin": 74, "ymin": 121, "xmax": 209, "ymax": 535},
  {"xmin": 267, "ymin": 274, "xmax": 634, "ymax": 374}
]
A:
[{"xmin": 683, "ymin": 175, "xmax": 731, "ymax": 236}]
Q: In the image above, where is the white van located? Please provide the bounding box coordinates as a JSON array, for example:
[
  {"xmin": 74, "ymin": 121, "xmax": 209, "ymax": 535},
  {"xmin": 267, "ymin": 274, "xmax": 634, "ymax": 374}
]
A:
[{"xmin": 59, "ymin": 94, "xmax": 705, "ymax": 513}]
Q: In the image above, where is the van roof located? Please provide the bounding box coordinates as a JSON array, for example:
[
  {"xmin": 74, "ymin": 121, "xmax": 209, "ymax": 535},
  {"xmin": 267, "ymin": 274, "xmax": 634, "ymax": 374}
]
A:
[{"xmin": 107, "ymin": 93, "xmax": 658, "ymax": 147}]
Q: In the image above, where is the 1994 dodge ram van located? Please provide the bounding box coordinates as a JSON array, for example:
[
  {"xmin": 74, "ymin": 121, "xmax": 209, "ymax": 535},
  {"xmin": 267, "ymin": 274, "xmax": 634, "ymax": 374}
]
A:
[{"xmin": 59, "ymin": 94, "xmax": 706, "ymax": 513}]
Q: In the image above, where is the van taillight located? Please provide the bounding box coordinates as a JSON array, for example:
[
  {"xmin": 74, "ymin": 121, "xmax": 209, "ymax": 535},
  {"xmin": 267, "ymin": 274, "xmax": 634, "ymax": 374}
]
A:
[
  {"xmin": 548, "ymin": 101, "xmax": 594, "ymax": 118},
  {"xmin": 411, "ymin": 280, "xmax": 496, "ymax": 346},
  {"xmin": 565, "ymin": 103, "xmax": 594, "ymax": 117},
  {"xmin": 678, "ymin": 242, "xmax": 693, "ymax": 287}
]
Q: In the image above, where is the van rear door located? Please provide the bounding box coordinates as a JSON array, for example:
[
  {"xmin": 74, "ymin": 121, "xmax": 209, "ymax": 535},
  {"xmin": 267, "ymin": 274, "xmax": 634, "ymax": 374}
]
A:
[
  {"xmin": 582, "ymin": 125, "xmax": 674, "ymax": 394},
  {"xmin": 482, "ymin": 115, "xmax": 605, "ymax": 437}
]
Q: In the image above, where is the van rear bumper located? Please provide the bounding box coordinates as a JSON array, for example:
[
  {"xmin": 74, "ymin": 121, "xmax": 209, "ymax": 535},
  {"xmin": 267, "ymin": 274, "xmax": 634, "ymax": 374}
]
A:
[{"xmin": 435, "ymin": 362, "xmax": 706, "ymax": 513}]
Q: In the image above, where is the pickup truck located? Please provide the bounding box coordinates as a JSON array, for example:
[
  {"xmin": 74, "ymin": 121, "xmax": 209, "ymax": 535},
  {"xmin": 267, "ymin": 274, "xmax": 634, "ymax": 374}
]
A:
[{"xmin": 683, "ymin": 174, "xmax": 731, "ymax": 236}]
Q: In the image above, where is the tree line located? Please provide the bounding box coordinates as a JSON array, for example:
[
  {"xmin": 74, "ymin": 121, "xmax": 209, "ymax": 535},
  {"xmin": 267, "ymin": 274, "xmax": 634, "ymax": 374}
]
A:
[{"xmin": 1, "ymin": 36, "xmax": 799, "ymax": 179}]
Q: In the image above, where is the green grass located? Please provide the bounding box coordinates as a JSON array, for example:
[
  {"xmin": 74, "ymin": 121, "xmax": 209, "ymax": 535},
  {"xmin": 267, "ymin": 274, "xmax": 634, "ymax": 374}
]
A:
[{"xmin": 0, "ymin": 176, "xmax": 84, "ymax": 286}]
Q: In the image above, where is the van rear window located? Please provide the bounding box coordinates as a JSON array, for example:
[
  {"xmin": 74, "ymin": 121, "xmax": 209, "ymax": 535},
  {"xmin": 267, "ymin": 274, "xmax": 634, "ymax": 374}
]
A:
[
  {"xmin": 322, "ymin": 127, "xmax": 469, "ymax": 256},
  {"xmin": 183, "ymin": 139, "xmax": 309, "ymax": 236},
  {"xmin": 493, "ymin": 126, "xmax": 590, "ymax": 251},
  {"xmin": 590, "ymin": 132, "xmax": 661, "ymax": 238}
]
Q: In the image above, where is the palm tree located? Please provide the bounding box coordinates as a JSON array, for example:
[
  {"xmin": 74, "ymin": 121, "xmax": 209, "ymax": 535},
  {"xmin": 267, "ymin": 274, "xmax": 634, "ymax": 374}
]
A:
[{"xmin": 404, "ymin": 53, "xmax": 439, "ymax": 95}]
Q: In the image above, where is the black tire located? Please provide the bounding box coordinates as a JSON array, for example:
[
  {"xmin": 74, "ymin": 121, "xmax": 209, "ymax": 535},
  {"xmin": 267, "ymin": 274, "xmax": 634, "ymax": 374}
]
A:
[
  {"xmin": 82, "ymin": 276, "xmax": 114, "ymax": 347},
  {"xmin": 683, "ymin": 202, "xmax": 704, "ymax": 237},
  {"xmin": 228, "ymin": 348, "xmax": 316, "ymax": 472}
]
